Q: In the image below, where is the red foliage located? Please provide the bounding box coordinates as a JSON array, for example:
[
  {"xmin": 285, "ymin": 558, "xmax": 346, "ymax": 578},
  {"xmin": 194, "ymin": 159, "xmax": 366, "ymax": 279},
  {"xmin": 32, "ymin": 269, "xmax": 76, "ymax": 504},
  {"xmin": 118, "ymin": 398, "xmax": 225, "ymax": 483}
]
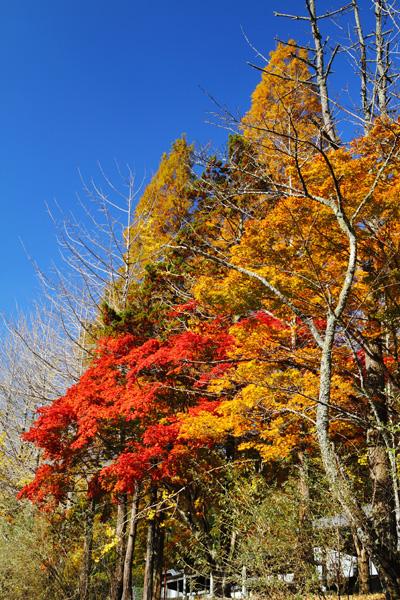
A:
[
  {"xmin": 20, "ymin": 320, "xmax": 234, "ymax": 505},
  {"xmin": 238, "ymin": 310, "xmax": 285, "ymax": 330},
  {"xmin": 18, "ymin": 464, "xmax": 70, "ymax": 509},
  {"xmin": 167, "ymin": 299, "xmax": 198, "ymax": 317}
]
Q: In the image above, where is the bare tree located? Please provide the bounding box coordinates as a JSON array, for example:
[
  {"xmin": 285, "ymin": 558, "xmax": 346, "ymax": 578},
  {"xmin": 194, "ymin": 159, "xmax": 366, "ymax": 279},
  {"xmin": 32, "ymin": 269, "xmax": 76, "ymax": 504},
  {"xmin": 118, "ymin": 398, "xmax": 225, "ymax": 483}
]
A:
[{"xmin": 0, "ymin": 165, "xmax": 151, "ymax": 600}]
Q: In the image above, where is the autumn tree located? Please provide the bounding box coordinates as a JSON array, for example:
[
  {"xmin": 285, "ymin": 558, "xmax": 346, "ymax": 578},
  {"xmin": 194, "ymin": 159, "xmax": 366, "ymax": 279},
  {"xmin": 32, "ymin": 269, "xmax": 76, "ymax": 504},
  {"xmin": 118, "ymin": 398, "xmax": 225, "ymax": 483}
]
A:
[
  {"xmin": 127, "ymin": 136, "xmax": 194, "ymax": 277},
  {"xmin": 172, "ymin": 6, "xmax": 400, "ymax": 595},
  {"xmin": 20, "ymin": 138, "xmax": 195, "ymax": 600},
  {"xmin": 15, "ymin": 3, "xmax": 400, "ymax": 599}
]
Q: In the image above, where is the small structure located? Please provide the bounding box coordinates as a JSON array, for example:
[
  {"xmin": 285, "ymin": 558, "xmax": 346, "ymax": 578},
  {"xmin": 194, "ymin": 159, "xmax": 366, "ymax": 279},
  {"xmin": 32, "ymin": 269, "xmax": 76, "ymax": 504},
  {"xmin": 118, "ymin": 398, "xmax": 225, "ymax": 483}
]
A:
[{"xmin": 161, "ymin": 570, "xmax": 210, "ymax": 599}]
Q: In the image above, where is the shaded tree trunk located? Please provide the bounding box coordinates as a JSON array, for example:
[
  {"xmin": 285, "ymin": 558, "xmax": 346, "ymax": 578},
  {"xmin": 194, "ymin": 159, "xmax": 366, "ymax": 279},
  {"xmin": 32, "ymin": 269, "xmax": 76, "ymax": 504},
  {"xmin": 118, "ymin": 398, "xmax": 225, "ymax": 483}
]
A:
[
  {"xmin": 121, "ymin": 484, "xmax": 141, "ymax": 600},
  {"xmin": 80, "ymin": 498, "xmax": 95, "ymax": 600},
  {"xmin": 365, "ymin": 337, "xmax": 400, "ymax": 597},
  {"xmin": 143, "ymin": 488, "xmax": 158, "ymax": 600},
  {"xmin": 295, "ymin": 451, "xmax": 314, "ymax": 586},
  {"xmin": 352, "ymin": 531, "xmax": 370, "ymax": 595},
  {"xmin": 358, "ymin": 548, "xmax": 370, "ymax": 596},
  {"xmin": 111, "ymin": 494, "xmax": 128, "ymax": 600},
  {"xmin": 153, "ymin": 518, "xmax": 165, "ymax": 600}
]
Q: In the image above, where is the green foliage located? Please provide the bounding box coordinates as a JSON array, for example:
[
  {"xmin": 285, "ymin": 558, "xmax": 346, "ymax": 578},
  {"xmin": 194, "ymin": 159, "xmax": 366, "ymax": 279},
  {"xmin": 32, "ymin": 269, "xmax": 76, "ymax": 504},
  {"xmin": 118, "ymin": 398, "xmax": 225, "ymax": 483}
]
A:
[{"xmin": 172, "ymin": 469, "xmax": 317, "ymax": 598}]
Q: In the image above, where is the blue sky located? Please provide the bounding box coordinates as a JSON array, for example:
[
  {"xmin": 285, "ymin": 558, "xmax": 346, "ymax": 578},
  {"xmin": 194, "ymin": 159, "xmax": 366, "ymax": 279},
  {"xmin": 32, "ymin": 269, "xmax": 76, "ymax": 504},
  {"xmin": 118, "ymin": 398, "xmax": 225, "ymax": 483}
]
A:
[{"xmin": 0, "ymin": 1, "xmax": 372, "ymax": 317}]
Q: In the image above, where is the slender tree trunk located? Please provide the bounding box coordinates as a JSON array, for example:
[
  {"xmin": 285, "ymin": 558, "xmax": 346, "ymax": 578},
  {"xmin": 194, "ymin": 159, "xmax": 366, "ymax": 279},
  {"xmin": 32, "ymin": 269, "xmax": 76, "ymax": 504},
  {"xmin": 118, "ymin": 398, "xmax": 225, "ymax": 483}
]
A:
[
  {"xmin": 375, "ymin": 0, "xmax": 388, "ymax": 116},
  {"xmin": 143, "ymin": 488, "xmax": 158, "ymax": 600},
  {"xmin": 212, "ymin": 568, "xmax": 224, "ymax": 599},
  {"xmin": 365, "ymin": 336, "xmax": 400, "ymax": 596},
  {"xmin": 366, "ymin": 338, "xmax": 397, "ymax": 553},
  {"xmin": 121, "ymin": 485, "xmax": 141, "ymax": 600},
  {"xmin": 312, "ymin": 207, "xmax": 400, "ymax": 598},
  {"xmin": 295, "ymin": 451, "xmax": 314, "ymax": 586},
  {"xmin": 317, "ymin": 319, "xmax": 400, "ymax": 598},
  {"xmin": 306, "ymin": 0, "xmax": 340, "ymax": 147},
  {"xmin": 351, "ymin": 0, "xmax": 371, "ymax": 127},
  {"xmin": 111, "ymin": 494, "xmax": 128, "ymax": 600},
  {"xmin": 218, "ymin": 529, "xmax": 236, "ymax": 599},
  {"xmin": 80, "ymin": 498, "xmax": 95, "ymax": 600},
  {"xmin": 153, "ymin": 518, "xmax": 165, "ymax": 600}
]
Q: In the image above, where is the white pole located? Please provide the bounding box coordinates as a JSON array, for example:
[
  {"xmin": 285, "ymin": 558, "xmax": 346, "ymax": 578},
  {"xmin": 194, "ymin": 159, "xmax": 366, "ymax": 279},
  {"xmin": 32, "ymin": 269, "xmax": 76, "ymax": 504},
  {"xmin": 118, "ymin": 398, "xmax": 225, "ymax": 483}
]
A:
[{"xmin": 241, "ymin": 566, "xmax": 247, "ymax": 598}]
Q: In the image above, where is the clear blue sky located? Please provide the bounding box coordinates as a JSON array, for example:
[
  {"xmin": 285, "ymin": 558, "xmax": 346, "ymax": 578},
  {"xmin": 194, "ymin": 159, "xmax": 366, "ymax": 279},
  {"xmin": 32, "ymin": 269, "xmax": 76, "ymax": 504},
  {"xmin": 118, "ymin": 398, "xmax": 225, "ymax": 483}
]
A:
[{"xmin": 0, "ymin": 1, "xmax": 371, "ymax": 317}]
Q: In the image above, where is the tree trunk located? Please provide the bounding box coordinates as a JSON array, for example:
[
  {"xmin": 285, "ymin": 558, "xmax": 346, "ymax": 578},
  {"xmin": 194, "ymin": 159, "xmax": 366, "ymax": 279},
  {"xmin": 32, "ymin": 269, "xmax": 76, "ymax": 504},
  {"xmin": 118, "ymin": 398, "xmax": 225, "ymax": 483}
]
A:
[
  {"xmin": 295, "ymin": 451, "xmax": 314, "ymax": 587},
  {"xmin": 306, "ymin": 0, "xmax": 340, "ymax": 147},
  {"xmin": 375, "ymin": 0, "xmax": 389, "ymax": 115},
  {"xmin": 358, "ymin": 547, "xmax": 370, "ymax": 595},
  {"xmin": 121, "ymin": 485, "xmax": 140, "ymax": 600},
  {"xmin": 317, "ymin": 331, "xmax": 400, "ymax": 598},
  {"xmin": 366, "ymin": 339, "xmax": 396, "ymax": 542},
  {"xmin": 80, "ymin": 498, "xmax": 95, "ymax": 600},
  {"xmin": 143, "ymin": 487, "xmax": 158, "ymax": 600},
  {"xmin": 352, "ymin": 530, "xmax": 370, "ymax": 595},
  {"xmin": 351, "ymin": 0, "xmax": 371, "ymax": 127},
  {"xmin": 365, "ymin": 337, "xmax": 400, "ymax": 597},
  {"xmin": 111, "ymin": 494, "xmax": 128, "ymax": 600},
  {"xmin": 153, "ymin": 518, "xmax": 165, "ymax": 600},
  {"xmin": 312, "ymin": 210, "xmax": 400, "ymax": 598},
  {"xmin": 212, "ymin": 569, "xmax": 224, "ymax": 598}
]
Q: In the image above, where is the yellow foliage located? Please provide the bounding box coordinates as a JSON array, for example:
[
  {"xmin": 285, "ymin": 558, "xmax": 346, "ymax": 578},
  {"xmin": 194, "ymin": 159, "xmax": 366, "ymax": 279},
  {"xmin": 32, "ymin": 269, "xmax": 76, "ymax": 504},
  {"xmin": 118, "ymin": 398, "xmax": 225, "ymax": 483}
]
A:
[
  {"xmin": 242, "ymin": 41, "xmax": 322, "ymax": 178},
  {"xmin": 93, "ymin": 525, "xmax": 118, "ymax": 563},
  {"xmin": 127, "ymin": 136, "xmax": 193, "ymax": 276}
]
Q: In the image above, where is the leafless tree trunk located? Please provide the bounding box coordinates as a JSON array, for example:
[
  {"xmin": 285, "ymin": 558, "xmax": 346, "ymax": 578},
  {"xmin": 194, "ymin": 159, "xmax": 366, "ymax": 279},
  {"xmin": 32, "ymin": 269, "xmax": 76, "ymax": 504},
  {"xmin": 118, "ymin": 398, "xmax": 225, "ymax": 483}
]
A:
[
  {"xmin": 305, "ymin": 0, "xmax": 340, "ymax": 146},
  {"xmin": 313, "ymin": 206, "xmax": 400, "ymax": 597},
  {"xmin": 351, "ymin": 0, "xmax": 371, "ymax": 126},
  {"xmin": 374, "ymin": 0, "xmax": 389, "ymax": 116},
  {"xmin": 275, "ymin": 0, "xmax": 400, "ymax": 132},
  {"xmin": 275, "ymin": 1, "xmax": 344, "ymax": 147}
]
